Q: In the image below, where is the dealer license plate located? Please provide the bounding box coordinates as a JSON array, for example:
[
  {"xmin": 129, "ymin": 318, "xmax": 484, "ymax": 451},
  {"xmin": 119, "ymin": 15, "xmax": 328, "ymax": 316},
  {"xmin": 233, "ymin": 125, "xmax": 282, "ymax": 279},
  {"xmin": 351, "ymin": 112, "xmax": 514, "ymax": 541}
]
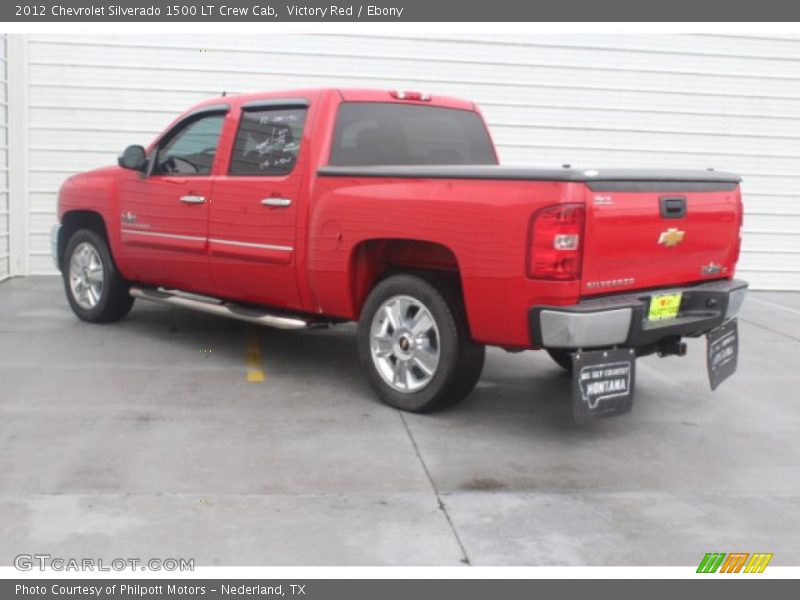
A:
[{"xmin": 648, "ymin": 292, "xmax": 682, "ymax": 321}]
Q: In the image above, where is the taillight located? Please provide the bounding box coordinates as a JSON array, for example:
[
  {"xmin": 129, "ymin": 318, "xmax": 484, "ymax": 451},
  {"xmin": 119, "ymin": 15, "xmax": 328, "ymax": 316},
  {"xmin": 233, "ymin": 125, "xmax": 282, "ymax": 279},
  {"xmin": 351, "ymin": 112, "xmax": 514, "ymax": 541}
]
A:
[
  {"xmin": 527, "ymin": 203, "xmax": 585, "ymax": 280},
  {"xmin": 732, "ymin": 202, "xmax": 743, "ymax": 265}
]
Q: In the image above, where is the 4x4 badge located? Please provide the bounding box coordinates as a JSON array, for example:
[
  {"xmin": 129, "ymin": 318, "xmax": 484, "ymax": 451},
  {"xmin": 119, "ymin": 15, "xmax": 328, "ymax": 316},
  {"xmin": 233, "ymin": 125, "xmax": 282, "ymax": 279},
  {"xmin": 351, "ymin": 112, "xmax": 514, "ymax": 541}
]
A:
[{"xmin": 658, "ymin": 227, "xmax": 685, "ymax": 247}]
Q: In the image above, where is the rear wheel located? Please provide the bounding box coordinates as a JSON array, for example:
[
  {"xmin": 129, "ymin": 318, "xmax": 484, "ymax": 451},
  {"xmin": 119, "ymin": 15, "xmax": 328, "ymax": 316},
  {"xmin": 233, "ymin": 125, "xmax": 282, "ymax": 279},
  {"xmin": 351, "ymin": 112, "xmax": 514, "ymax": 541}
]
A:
[
  {"xmin": 357, "ymin": 273, "xmax": 485, "ymax": 413},
  {"xmin": 63, "ymin": 228, "xmax": 134, "ymax": 323}
]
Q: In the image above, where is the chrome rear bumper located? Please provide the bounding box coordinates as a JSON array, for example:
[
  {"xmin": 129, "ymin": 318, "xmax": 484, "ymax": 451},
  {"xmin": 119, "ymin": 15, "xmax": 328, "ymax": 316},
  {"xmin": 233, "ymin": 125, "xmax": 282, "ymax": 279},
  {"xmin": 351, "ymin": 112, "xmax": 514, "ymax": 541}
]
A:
[{"xmin": 530, "ymin": 279, "xmax": 748, "ymax": 349}]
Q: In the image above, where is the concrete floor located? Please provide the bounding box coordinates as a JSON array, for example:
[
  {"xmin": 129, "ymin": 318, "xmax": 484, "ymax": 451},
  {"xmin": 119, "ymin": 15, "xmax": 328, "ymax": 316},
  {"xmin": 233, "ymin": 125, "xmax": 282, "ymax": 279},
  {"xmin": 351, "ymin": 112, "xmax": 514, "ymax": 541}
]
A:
[{"xmin": 1, "ymin": 276, "xmax": 799, "ymax": 566}]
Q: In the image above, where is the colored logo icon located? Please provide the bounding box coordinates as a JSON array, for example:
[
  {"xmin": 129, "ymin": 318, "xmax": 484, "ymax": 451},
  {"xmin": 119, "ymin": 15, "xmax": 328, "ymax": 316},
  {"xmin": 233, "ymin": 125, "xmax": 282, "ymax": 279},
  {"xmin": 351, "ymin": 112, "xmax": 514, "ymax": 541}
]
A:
[{"xmin": 697, "ymin": 552, "xmax": 773, "ymax": 573}]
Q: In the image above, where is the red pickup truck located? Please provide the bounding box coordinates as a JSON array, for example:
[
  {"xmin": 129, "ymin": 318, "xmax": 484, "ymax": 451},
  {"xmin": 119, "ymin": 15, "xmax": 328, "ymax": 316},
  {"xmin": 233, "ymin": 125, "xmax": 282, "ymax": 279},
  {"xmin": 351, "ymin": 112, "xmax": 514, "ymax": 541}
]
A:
[{"xmin": 53, "ymin": 88, "xmax": 747, "ymax": 420}]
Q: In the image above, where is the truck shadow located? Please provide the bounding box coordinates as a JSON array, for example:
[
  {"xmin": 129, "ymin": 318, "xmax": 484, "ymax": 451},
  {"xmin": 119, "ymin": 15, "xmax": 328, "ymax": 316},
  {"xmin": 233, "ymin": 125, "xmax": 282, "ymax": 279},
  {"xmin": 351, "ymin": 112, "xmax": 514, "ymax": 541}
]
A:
[{"xmin": 123, "ymin": 302, "xmax": 577, "ymax": 426}]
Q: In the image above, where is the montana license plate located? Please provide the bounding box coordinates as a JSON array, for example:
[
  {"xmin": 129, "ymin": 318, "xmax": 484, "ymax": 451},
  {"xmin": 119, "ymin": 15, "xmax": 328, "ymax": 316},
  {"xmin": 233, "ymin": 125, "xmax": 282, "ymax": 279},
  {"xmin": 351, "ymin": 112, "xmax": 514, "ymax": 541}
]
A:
[{"xmin": 648, "ymin": 292, "xmax": 682, "ymax": 321}]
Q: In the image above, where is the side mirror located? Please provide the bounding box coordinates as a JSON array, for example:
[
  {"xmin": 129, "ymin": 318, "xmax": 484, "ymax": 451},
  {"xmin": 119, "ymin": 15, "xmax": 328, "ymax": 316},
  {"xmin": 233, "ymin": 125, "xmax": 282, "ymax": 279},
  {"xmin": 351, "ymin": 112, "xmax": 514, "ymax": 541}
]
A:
[{"xmin": 118, "ymin": 145, "xmax": 147, "ymax": 171}]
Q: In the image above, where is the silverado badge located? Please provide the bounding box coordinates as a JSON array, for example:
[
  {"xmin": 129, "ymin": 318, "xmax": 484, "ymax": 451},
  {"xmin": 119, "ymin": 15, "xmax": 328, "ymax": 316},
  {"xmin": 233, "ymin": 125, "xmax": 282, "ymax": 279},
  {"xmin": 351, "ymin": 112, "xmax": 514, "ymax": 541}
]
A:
[{"xmin": 658, "ymin": 227, "xmax": 685, "ymax": 247}]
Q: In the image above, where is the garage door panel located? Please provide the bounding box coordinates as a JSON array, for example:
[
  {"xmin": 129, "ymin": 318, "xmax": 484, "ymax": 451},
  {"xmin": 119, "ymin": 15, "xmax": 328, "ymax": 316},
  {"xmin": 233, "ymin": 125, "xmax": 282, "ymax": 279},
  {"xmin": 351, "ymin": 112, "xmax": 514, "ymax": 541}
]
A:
[
  {"xmin": 419, "ymin": 33, "xmax": 800, "ymax": 63},
  {"xmin": 29, "ymin": 255, "xmax": 55, "ymax": 275},
  {"xmin": 30, "ymin": 36, "xmax": 800, "ymax": 83},
  {"xmin": 30, "ymin": 192, "xmax": 57, "ymax": 214},
  {"xmin": 738, "ymin": 251, "xmax": 800, "ymax": 271},
  {"xmin": 29, "ymin": 172, "xmax": 76, "ymax": 192},
  {"xmin": 485, "ymin": 105, "xmax": 800, "ymax": 139},
  {"xmin": 498, "ymin": 145, "xmax": 800, "ymax": 182},
  {"xmin": 29, "ymin": 211, "xmax": 55, "ymax": 228},
  {"xmin": 744, "ymin": 214, "xmax": 800, "ymax": 234},
  {"xmin": 30, "ymin": 150, "xmax": 120, "ymax": 172},
  {"xmin": 30, "ymin": 49, "xmax": 800, "ymax": 101},
  {"xmin": 744, "ymin": 196, "xmax": 800, "ymax": 216},
  {"xmin": 0, "ymin": 35, "xmax": 7, "ymax": 281},
  {"xmin": 742, "ymin": 233, "xmax": 800, "ymax": 253},
  {"xmin": 29, "ymin": 106, "xmax": 175, "ymax": 133},
  {"xmin": 737, "ymin": 269, "xmax": 800, "ymax": 291},
  {"xmin": 27, "ymin": 63, "xmax": 384, "ymax": 95},
  {"xmin": 32, "ymin": 33, "xmax": 800, "ymax": 62},
  {"xmin": 29, "ymin": 85, "xmax": 211, "ymax": 113},
  {"xmin": 492, "ymin": 125, "xmax": 800, "ymax": 158},
  {"xmin": 35, "ymin": 60, "xmax": 800, "ymax": 124},
  {"xmin": 30, "ymin": 129, "xmax": 160, "ymax": 153},
  {"xmin": 481, "ymin": 89, "xmax": 800, "ymax": 122}
]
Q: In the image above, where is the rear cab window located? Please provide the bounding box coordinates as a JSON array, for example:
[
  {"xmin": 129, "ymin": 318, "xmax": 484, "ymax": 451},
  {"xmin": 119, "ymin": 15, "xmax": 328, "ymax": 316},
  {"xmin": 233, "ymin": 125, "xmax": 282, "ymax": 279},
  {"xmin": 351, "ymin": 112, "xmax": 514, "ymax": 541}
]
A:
[{"xmin": 329, "ymin": 102, "xmax": 497, "ymax": 166}]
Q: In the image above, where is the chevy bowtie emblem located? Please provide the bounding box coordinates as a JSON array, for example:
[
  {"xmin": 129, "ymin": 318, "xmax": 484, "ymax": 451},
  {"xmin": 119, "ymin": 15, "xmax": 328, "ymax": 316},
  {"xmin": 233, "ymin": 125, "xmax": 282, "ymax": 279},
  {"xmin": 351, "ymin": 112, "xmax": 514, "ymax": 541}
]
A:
[{"xmin": 658, "ymin": 228, "xmax": 685, "ymax": 247}]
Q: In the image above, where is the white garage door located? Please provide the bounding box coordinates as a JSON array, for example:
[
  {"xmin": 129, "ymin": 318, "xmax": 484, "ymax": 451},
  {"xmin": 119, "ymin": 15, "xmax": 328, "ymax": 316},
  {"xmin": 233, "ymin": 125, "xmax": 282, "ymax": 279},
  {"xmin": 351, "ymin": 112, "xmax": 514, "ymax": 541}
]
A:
[
  {"xmin": 18, "ymin": 33, "xmax": 800, "ymax": 289},
  {"xmin": 0, "ymin": 35, "xmax": 8, "ymax": 282}
]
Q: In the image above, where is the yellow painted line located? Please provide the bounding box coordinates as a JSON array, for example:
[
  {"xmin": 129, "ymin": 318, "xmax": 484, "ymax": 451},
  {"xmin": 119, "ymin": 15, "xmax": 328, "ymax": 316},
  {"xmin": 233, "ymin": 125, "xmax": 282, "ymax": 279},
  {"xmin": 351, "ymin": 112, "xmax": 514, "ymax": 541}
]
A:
[{"xmin": 245, "ymin": 325, "xmax": 265, "ymax": 382}]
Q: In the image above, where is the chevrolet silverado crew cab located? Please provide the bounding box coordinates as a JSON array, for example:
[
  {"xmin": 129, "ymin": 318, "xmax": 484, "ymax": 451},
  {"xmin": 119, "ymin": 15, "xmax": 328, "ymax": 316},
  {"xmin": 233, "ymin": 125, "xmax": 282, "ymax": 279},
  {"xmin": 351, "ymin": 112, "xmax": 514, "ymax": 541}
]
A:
[{"xmin": 52, "ymin": 88, "xmax": 747, "ymax": 421}]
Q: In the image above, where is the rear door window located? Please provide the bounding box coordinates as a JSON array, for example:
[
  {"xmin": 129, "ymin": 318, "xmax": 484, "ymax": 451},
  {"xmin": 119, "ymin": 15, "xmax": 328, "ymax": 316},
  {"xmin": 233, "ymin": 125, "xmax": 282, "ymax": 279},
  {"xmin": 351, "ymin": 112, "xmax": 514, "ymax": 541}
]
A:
[
  {"xmin": 329, "ymin": 102, "xmax": 497, "ymax": 166},
  {"xmin": 229, "ymin": 107, "xmax": 308, "ymax": 175}
]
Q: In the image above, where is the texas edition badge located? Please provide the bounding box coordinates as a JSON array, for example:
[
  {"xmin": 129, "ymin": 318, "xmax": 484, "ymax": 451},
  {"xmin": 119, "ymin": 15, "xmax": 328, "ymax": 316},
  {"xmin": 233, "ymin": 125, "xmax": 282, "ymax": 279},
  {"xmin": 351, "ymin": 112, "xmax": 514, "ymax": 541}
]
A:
[{"xmin": 571, "ymin": 347, "xmax": 636, "ymax": 423}]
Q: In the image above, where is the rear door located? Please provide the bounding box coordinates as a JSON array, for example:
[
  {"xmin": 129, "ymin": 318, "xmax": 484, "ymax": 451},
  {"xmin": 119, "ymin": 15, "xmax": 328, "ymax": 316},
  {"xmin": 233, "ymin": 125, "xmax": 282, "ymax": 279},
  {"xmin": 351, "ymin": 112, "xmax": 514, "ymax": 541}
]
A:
[
  {"xmin": 581, "ymin": 181, "xmax": 742, "ymax": 295},
  {"xmin": 119, "ymin": 107, "xmax": 227, "ymax": 293},
  {"xmin": 208, "ymin": 100, "xmax": 311, "ymax": 309}
]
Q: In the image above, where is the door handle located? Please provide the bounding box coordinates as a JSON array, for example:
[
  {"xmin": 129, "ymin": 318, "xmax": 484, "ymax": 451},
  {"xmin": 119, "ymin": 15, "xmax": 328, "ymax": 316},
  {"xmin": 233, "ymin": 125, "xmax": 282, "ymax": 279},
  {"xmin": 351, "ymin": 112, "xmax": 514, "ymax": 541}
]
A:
[
  {"xmin": 261, "ymin": 197, "xmax": 292, "ymax": 208},
  {"xmin": 180, "ymin": 195, "xmax": 206, "ymax": 204}
]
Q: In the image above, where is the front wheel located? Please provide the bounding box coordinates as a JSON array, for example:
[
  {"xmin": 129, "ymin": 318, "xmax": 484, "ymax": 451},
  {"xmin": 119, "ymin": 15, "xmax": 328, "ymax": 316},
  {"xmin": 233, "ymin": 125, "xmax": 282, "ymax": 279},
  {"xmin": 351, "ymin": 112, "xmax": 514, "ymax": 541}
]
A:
[
  {"xmin": 357, "ymin": 273, "xmax": 485, "ymax": 413},
  {"xmin": 62, "ymin": 228, "xmax": 134, "ymax": 323}
]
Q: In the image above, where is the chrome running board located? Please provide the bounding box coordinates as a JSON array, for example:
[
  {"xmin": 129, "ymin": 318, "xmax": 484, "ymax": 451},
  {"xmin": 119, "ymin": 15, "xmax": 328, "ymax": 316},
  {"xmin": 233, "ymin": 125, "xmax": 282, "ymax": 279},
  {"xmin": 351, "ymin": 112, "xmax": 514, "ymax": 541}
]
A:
[{"xmin": 129, "ymin": 286, "xmax": 310, "ymax": 330}]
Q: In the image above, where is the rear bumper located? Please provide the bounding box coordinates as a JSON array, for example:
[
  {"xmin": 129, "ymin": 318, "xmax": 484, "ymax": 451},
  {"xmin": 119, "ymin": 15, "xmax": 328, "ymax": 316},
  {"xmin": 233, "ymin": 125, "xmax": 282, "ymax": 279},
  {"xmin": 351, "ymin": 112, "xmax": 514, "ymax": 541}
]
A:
[{"xmin": 529, "ymin": 279, "xmax": 747, "ymax": 349}]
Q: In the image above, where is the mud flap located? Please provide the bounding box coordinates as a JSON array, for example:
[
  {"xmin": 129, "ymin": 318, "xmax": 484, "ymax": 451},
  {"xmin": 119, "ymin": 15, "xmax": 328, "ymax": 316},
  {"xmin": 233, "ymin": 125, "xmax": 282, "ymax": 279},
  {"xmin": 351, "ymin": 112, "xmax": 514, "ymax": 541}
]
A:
[
  {"xmin": 707, "ymin": 318, "xmax": 738, "ymax": 391},
  {"xmin": 572, "ymin": 347, "xmax": 636, "ymax": 423}
]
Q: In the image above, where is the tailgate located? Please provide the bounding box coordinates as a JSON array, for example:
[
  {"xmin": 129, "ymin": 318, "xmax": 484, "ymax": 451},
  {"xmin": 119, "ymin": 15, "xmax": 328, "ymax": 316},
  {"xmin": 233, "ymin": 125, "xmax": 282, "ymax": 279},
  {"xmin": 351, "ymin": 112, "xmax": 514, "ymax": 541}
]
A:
[{"xmin": 581, "ymin": 180, "xmax": 742, "ymax": 295}]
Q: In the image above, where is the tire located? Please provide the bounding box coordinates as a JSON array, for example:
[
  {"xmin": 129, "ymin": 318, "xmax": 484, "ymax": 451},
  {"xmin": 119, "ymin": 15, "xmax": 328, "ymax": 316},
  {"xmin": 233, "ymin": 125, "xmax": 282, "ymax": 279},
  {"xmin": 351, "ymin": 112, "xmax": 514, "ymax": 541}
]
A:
[
  {"xmin": 546, "ymin": 348, "xmax": 574, "ymax": 373},
  {"xmin": 357, "ymin": 273, "xmax": 485, "ymax": 413},
  {"xmin": 62, "ymin": 228, "xmax": 134, "ymax": 323}
]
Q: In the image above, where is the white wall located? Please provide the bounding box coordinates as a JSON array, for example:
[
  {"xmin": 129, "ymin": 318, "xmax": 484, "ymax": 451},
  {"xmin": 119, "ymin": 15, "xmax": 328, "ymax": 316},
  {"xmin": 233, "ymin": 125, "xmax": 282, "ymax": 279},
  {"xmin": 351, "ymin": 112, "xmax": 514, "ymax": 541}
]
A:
[
  {"xmin": 9, "ymin": 33, "xmax": 800, "ymax": 289},
  {"xmin": 0, "ymin": 35, "xmax": 8, "ymax": 282}
]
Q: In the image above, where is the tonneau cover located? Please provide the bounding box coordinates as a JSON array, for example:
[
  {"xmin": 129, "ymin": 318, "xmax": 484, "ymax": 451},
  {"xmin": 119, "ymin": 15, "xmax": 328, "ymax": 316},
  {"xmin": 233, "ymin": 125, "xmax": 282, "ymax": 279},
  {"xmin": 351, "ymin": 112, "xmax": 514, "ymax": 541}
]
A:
[{"xmin": 317, "ymin": 165, "xmax": 741, "ymax": 184}]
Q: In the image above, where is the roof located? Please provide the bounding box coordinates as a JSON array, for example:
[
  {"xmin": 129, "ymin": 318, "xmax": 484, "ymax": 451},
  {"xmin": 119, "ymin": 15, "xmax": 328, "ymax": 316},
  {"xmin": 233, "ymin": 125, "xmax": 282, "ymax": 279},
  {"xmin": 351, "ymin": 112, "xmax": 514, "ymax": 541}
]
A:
[{"xmin": 188, "ymin": 88, "xmax": 476, "ymax": 112}]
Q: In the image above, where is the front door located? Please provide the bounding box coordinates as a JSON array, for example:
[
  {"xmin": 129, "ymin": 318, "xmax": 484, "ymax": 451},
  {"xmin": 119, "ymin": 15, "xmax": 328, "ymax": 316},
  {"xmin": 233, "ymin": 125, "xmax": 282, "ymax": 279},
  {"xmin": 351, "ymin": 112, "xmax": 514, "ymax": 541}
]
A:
[
  {"xmin": 118, "ymin": 108, "xmax": 227, "ymax": 293},
  {"xmin": 208, "ymin": 102, "xmax": 309, "ymax": 309}
]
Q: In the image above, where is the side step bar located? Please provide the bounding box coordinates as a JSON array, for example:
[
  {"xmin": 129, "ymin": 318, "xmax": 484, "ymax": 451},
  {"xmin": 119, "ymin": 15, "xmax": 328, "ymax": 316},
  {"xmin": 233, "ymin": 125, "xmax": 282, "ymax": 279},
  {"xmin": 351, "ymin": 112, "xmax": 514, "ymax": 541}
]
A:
[{"xmin": 129, "ymin": 286, "xmax": 310, "ymax": 330}]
